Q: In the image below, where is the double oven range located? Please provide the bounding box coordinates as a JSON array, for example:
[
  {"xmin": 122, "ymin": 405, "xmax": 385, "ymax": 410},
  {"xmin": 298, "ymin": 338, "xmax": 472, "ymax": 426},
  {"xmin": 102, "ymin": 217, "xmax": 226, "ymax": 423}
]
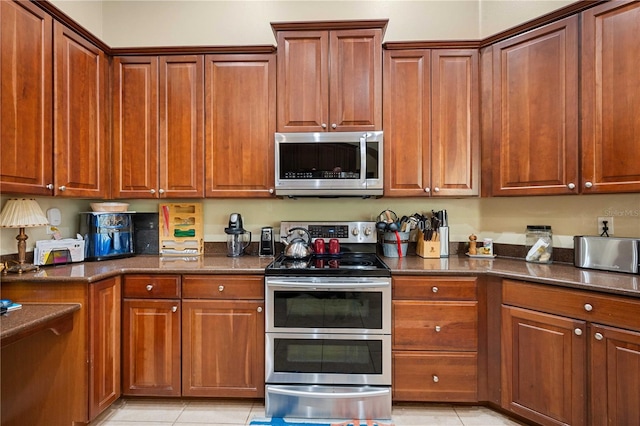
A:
[{"xmin": 264, "ymin": 221, "xmax": 392, "ymax": 420}]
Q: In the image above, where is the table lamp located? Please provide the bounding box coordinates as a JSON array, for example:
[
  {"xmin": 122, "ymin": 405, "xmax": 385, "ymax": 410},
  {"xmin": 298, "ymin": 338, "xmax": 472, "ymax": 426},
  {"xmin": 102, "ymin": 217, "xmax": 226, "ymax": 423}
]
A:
[{"xmin": 0, "ymin": 198, "xmax": 49, "ymax": 274}]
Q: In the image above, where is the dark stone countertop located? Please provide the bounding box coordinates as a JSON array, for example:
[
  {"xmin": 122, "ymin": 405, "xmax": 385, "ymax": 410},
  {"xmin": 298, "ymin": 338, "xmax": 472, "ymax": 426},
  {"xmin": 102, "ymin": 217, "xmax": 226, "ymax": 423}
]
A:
[
  {"xmin": 0, "ymin": 303, "xmax": 81, "ymax": 347},
  {"xmin": 1, "ymin": 254, "xmax": 638, "ymax": 298}
]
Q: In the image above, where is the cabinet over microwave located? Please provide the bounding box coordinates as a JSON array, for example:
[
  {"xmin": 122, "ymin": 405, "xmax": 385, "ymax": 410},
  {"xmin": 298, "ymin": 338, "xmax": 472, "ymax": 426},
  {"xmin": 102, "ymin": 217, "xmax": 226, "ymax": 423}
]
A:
[{"xmin": 274, "ymin": 131, "xmax": 383, "ymax": 197}]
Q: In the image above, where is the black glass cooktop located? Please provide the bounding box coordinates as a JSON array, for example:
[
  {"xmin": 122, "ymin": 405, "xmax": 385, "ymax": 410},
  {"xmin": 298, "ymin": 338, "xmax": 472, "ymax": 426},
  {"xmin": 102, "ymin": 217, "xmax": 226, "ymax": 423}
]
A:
[{"xmin": 265, "ymin": 252, "xmax": 391, "ymax": 277}]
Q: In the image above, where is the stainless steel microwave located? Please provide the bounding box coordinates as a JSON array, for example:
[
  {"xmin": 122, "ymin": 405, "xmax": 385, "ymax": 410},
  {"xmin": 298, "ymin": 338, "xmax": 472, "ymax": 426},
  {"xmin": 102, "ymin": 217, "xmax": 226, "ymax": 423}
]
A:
[{"xmin": 274, "ymin": 131, "xmax": 383, "ymax": 197}]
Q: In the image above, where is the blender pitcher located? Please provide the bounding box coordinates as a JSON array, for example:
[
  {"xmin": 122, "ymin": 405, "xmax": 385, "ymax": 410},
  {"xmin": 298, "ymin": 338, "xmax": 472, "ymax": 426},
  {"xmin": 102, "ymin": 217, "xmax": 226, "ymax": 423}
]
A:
[{"xmin": 224, "ymin": 213, "xmax": 251, "ymax": 257}]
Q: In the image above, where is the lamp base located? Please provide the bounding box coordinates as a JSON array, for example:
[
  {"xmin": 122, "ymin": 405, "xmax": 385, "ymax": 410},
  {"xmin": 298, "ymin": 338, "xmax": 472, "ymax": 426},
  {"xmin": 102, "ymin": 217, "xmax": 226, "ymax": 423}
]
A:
[{"xmin": 3, "ymin": 262, "xmax": 39, "ymax": 274}]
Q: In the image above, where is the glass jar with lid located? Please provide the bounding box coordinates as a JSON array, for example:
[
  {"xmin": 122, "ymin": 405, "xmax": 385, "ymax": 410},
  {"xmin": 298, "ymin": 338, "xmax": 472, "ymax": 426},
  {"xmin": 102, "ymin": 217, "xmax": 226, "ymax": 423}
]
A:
[{"xmin": 525, "ymin": 225, "xmax": 553, "ymax": 263}]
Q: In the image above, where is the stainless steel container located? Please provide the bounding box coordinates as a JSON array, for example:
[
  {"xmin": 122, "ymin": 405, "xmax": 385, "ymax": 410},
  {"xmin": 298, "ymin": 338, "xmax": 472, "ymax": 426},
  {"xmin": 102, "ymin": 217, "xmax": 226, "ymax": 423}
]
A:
[{"xmin": 574, "ymin": 236, "xmax": 640, "ymax": 274}]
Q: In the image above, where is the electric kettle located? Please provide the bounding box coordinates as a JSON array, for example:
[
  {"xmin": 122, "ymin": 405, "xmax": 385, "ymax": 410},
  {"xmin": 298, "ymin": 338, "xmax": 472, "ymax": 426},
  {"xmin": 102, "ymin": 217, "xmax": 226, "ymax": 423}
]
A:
[{"xmin": 224, "ymin": 213, "xmax": 251, "ymax": 257}]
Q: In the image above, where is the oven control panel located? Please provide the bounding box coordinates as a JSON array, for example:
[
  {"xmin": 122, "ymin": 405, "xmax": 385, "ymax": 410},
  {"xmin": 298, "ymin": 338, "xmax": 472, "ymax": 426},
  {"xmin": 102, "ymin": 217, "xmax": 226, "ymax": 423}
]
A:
[{"xmin": 280, "ymin": 221, "xmax": 377, "ymax": 244}]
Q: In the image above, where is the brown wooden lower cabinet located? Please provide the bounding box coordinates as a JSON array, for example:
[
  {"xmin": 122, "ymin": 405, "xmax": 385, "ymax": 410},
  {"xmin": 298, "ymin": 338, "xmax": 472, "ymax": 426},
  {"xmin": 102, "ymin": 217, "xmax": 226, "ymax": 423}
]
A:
[
  {"xmin": 392, "ymin": 276, "xmax": 479, "ymax": 402},
  {"xmin": 181, "ymin": 275, "xmax": 265, "ymax": 397}
]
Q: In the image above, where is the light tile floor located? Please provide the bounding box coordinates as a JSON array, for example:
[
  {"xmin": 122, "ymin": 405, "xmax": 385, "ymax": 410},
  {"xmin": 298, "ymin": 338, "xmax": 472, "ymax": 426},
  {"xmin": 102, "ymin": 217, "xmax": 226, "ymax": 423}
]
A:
[{"xmin": 90, "ymin": 398, "xmax": 528, "ymax": 426}]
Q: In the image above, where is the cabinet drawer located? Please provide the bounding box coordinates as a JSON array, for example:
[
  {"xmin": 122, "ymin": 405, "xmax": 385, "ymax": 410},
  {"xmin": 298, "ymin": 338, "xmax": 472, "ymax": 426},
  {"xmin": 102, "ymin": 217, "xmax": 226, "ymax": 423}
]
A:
[
  {"xmin": 503, "ymin": 280, "xmax": 640, "ymax": 331},
  {"xmin": 182, "ymin": 275, "xmax": 264, "ymax": 299},
  {"xmin": 393, "ymin": 301, "xmax": 477, "ymax": 351},
  {"xmin": 393, "ymin": 277, "xmax": 477, "ymax": 300},
  {"xmin": 393, "ymin": 351, "xmax": 478, "ymax": 402},
  {"xmin": 123, "ymin": 275, "xmax": 181, "ymax": 299}
]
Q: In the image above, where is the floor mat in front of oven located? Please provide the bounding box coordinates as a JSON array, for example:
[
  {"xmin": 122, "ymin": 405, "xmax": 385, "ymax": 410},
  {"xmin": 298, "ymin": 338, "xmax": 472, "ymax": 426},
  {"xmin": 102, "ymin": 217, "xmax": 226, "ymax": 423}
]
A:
[{"xmin": 250, "ymin": 418, "xmax": 394, "ymax": 426}]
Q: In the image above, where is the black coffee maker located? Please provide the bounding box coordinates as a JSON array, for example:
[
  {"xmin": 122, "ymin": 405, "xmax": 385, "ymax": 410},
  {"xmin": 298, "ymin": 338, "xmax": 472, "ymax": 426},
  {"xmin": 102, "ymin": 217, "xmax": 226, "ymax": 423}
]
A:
[{"xmin": 224, "ymin": 213, "xmax": 251, "ymax": 256}]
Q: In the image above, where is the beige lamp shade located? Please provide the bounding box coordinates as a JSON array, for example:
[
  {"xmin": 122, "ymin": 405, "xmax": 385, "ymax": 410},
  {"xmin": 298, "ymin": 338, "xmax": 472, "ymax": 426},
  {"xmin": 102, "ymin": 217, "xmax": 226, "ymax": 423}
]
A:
[{"xmin": 0, "ymin": 198, "xmax": 49, "ymax": 228}]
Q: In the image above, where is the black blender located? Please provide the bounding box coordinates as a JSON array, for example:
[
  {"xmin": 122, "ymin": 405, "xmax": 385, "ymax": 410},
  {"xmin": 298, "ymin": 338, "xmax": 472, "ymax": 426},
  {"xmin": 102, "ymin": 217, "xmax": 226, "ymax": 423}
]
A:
[{"xmin": 224, "ymin": 213, "xmax": 251, "ymax": 256}]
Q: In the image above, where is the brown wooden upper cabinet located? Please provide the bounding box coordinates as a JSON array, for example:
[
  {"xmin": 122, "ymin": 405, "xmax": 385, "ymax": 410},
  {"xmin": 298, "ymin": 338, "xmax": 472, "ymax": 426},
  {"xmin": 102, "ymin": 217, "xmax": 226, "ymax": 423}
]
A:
[
  {"xmin": 383, "ymin": 48, "xmax": 479, "ymax": 197},
  {"xmin": 581, "ymin": 0, "xmax": 640, "ymax": 194},
  {"xmin": 273, "ymin": 20, "xmax": 386, "ymax": 132},
  {"xmin": 204, "ymin": 54, "xmax": 276, "ymax": 197},
  {"xmin": 487, "ymin": 16, "xmax": 579, "ymax": 196},
  {"xmin": 0, "ymin": 0, "xmax": 53, "ymax": 196},
  {"xmin": 112, "ymin": 55, "xmax": 204, "ymax": 198}
]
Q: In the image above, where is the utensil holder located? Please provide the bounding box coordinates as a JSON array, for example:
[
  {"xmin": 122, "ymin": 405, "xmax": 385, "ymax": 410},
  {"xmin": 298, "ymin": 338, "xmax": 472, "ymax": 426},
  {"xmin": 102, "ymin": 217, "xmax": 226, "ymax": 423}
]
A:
[{"xmin": 381, "ymin": 231, "xmax": 409, "ymax": 258}]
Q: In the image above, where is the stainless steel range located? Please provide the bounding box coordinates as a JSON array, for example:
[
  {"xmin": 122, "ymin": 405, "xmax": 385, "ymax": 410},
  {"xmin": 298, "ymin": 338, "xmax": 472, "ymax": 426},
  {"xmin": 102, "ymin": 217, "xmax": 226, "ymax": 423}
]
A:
[{"xmin": 264, "ymin": 221, "xmax": 392, "ymax": 420}]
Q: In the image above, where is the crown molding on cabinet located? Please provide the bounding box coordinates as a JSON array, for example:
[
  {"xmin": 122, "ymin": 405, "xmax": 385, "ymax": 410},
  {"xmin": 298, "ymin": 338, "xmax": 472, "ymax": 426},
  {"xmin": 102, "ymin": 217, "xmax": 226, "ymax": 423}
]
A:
[
  {"xmin": 271, "ymin": 19, "xmax": 389, "ymax": 38},
  {"xmin": 110, "ymin": 45, "xmax": 277, "ymax": 56}
]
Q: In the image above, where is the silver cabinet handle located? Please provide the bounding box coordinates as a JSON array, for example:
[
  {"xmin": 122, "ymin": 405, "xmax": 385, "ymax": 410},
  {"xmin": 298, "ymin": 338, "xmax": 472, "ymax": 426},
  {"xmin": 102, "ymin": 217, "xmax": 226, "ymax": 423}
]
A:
[
  {"xmin": 424, "ymin": 187, "xmax": 430, "ymax": 193},
  {"xmin": 172, "ymin": 306, "xmax": 178, "ymax": 313},
  {"xmin": 46, "ymin": 183, "xmax": 54, "ymax": 190},
  {"xmin": 434, "ymin": 187, "xmax": 440, "ymax": 193},
  {"xmin": 574, "ymin": 328, "xmax": 583, "ymax": 336},
  {"xmin": 158, "ymin": 188, "xmax": 165, "ymax": 194},
  {"xmin": 594, "ymin": 332, "xmax": 604, "ymax": 341},
  {"xmin": 432, "ymin": 286, "xmax": 438, "ymax": 293},
  {"xmin": 146, "ymin": 284, "xmax": 154, "ymax": 292},
  {"xmin": 435, "ymin": 325, "xmax": 441, "ymax": 332},
  {"xmin": 433, "ymin": 375, "xmax": 439, "ymax": 383},
  {"xmin": 257, "ymin": 307, "xmax": 263, "ymax": 313},
  {"xmin": 58, "ymin": 185, "xmax": 66, "ymax": 191},
  {"xmin": 585, "ymin": 181, "xmax": 593, "ymax": 188},
  {"xmin": 567, "ymin": 183, "xmax": 575, "ymax": 189},
  {"xmin": 218, "ymin": 285, "xmax": 224, "ymax": 292},
  {"xmin": 321, "ymin": 123, "xmax": 327, "ymax": 129},
  {"xmin": 331, "ymin": 123, "xmax": 337, "ymax": 129},
  {"xmin": 584, "ymin": 303, "xmax": 593, "ymax": 312},
  {"xmin": 150, "ymin": 189, "xmax": 156, "ymax": 194}
]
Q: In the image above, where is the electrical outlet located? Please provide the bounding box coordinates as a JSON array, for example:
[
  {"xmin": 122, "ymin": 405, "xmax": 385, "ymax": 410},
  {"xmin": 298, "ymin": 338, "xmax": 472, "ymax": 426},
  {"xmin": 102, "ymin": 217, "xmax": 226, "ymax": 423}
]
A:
[{"xmin": 597, "ymin": 217, "xmax": 614, "ymax": 236}]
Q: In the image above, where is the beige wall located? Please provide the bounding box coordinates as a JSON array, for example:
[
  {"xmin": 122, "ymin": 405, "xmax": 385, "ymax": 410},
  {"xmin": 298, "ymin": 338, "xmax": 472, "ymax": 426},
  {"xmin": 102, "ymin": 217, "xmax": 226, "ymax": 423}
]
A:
[{"xmin": 50, "ymin": 0, "xmax": 574, "ymax": 46}]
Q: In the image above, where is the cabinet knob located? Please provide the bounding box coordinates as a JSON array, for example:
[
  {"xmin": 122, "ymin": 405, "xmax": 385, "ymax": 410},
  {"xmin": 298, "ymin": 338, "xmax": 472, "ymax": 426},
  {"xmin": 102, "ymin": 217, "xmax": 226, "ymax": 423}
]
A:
[
  {"xmin": 58, "ymin": 185, "xmax": 66, "ymax": 192},
  {"xmin": 150, "ymin": 189, "xmax": 156, "ymax": 194},
  {"xmin": 257, "ymin": 307, "xmax": 263, "ymax": 313},
  {"xmin": 432, "ymin": 286, "xmax": 438, "ymax": 293},
  {"xmin": 321, "ymin": 123, "xmax": 327, "ymax": 129},
  {"xmin": 567, "ymin": 182, "xmax": 576, "ymax": 189},
  {"xmin": 434, "ymin": 187, "xmax": 440, "ymax": 193},
  {"xmin": 146, "ymin": 284, "xmax": 154, "ymax": 292},
  {"xmin": 594, "ymin": 332, "xmax": 604, "ymax": 341},
  {"xmin": 424, "ymin": 187, "xmax": 430, "ymax": 193},
  {"xmin": 46, "ymin": 183, "xmax": 54, "ymax": 190},
  {"xmin": 585, "ymin": 181, "xmax": 593, "ymax": 188},
  {"xmin": 269, "ymin": 188, "xmax": 274, "ymax": 194},
  {"xmin": 574, "ymin": 328, "xmax": 583, "ymax": 336},
  {"xmin": 331, "ymin": 123, "xmax": 337, "ymax": 129},
  {"xmin": 218, "ymin": 285, "xmax": 224, "ymax": 292},
  {"xmin": 432, "ymin": 375, "xmax": 439, "ymax": 383},
  {"xmin": 584, "ymin": 303, "xmax": 593, "ymax": 312},
  {"xmin": 435, "ymin": 325, "xmax": 441, "ymax": 332},
  {"xmin": 172, "ymin": 306, "xmax": 178, "ymax": 313},
  {"xmin": 158, "ymin": 188, "xmax": 165, "ymax": 194}
]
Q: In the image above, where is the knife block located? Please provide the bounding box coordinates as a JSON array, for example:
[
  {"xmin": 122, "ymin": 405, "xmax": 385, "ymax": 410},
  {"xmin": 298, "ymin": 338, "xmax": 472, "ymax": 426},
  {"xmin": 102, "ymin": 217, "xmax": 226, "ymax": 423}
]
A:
[{"xmin": 416, "ymin": 230, "xmax": 440, "ymax": 258}]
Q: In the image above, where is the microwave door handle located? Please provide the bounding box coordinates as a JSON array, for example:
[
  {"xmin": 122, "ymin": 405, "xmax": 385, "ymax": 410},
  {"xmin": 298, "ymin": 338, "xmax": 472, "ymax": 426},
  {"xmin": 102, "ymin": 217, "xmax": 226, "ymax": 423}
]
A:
[
  {"xmin": 268, "ymin": 385, "xmax": 390, "ymax": 399},
  {"xmin": 360, "ymin": 134, "xmax": 367, "ymax": 186}
]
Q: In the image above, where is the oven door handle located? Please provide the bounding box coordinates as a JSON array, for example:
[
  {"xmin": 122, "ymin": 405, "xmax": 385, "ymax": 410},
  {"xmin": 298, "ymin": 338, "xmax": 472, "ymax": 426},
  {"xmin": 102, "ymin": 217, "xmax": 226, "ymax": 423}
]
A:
[
  {"xmin": 267, "ymin": 280, "xmax": 389, "ymax": 289},
  {"xmin": 267, "ymin": 385, "xmax": 390, "ymax": 399}
]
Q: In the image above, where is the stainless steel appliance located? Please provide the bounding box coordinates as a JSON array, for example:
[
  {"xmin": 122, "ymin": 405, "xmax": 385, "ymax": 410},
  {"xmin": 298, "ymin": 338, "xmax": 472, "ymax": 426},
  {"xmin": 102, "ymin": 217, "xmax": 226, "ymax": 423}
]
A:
[
  {"xmin": 274, "ymin": 131, "xmax": 383, "ymax": 197},
  {"xmin": 265, "ymin": 221, "xmax": 392, "ymax": 420},
  {"xmin": 79, "ymin": 212, "xmax": 134, "ymax": 261},
  {"xmin": 574, "ymin": 236, "xmax": 640, "ymax": 274},
  {"xmin": 259, "ymin": 226, "xmax": 275, "ymax": 257}
]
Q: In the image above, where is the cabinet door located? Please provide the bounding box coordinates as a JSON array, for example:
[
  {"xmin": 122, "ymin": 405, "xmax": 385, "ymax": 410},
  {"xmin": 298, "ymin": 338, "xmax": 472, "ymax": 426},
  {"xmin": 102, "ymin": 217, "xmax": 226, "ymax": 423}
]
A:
[
  {"xmin": 53, "ymin": 22, "xmax": 109, "ymax": 198},
  {"xmin": 581, "ymin": 1, "xmax": 640, "ymax": 194},
  {"xmin": 182, "ymin": 299, "xmax": 264, "ymax": 397},
  {"xmin": 158, "ymin": 55, "xmax": 204, "ymax": 198},
  {"xmin": 0, "ymin": 0, "xmax": 53, "ymax": 195},
  {"xmin": 276, "ymin": 30, "xmax": 329, "ymax": 132},
  {"xmin": 89, "ymin": 277, "xmax": 121, "ymax": 420},
  {"xmin": 590, "ymin": 324, "xmax": 640, "ymax": 426},
  {"xmin": 383, "ymin": 50, "xmax": 431, "ymax": 196},
  {"xmin": 205, "ymin": 54, "xmax": 276, "ymax": 197},
  {"xmin": 122, "ymin": 299, "xmax": 181, "ymax": 396},
  {"xmin": 431, "ymin": 49, "xmax": 479, "ymax": 197},
  {"xmin": 329, "ymin": 29, "xmax": 382, "ymax": 131},
  {"xmin": 491, "ymin": 16, "xmax": 579, "ymax": 196},
  {"xmin": 112, "ymin": 56, "xmax": 159, "ymax": 199},
  {"xmin": 501, "ymin": 305, "xmax": 586, "ymax": 426}
]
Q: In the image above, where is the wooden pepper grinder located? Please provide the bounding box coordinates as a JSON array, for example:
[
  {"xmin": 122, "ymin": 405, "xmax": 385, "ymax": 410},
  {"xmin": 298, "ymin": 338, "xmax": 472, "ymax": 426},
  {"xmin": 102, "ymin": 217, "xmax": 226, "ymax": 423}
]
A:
[{"xmin": 469, "ymin": 234, "xmax": 478, "ymax": 255}]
